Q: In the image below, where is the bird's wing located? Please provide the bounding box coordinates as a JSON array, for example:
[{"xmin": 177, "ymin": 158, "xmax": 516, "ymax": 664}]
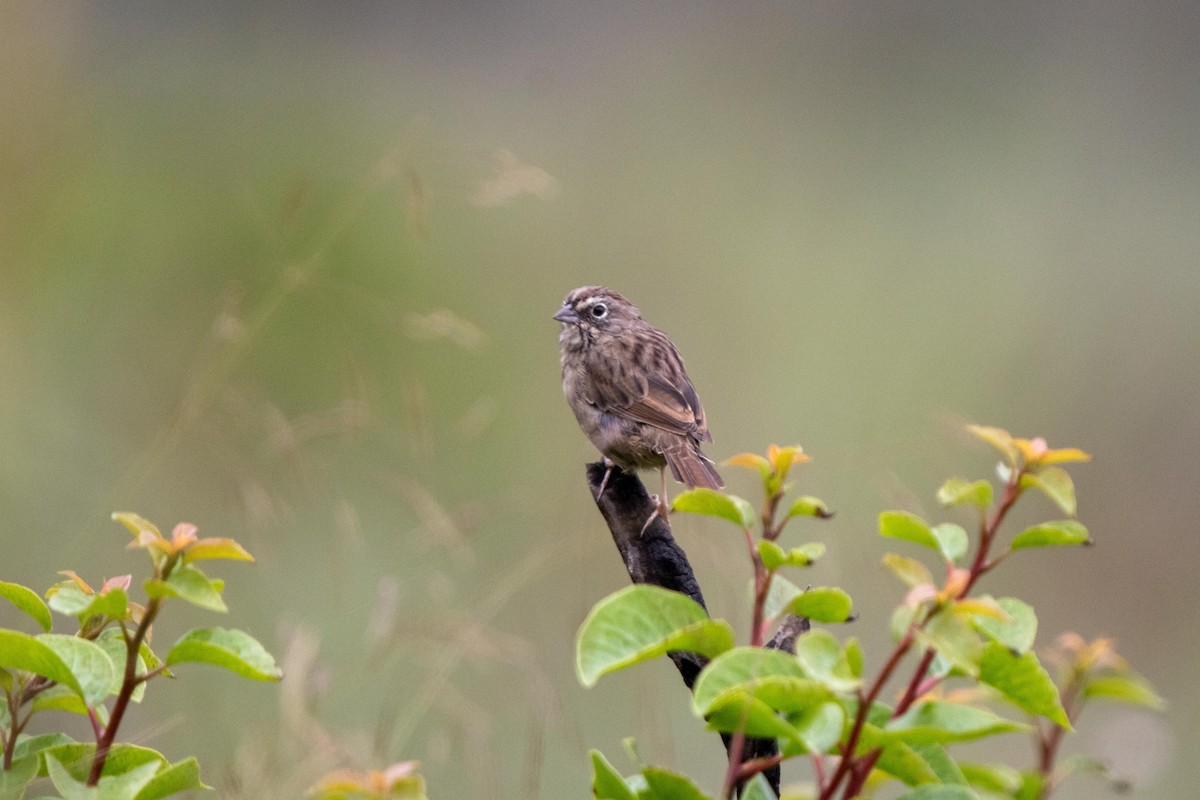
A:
[{"xmin": 586, "ymin": 334, "xmax": 709, "ymax": 441}]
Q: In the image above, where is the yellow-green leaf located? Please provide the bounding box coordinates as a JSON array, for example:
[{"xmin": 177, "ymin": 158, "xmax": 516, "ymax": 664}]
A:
[
  {"xmin": 882, "ymin": 553, "xmax": 934, "ymax": 588},
  {"xmin": 182, "ymin": 538, "xmax": 255, "ymax": 563},
  {"xmin": 576, "ymin": 585, "xmax": 734, "ymax": 687},
  {"xmin": 0, "ymin": 581, "xmax": 52, "ymax": 632},
  {"xmin": 786, "ymin": 587, "xmax": 854, "ymax": 623},
  {"xmin": 671, "ymin": 488, "xmax": 755, "ymax": 529},
  {"xmin": 1020, "ymin": 467, "xmax": 1077, "ymax": 516},
  {"xmin": 879, "ymin": 511, "xmax": 939, "ymax": 551},
  {"xmin": 966, "ymin": 425, "xmax": 1018, "ymax": 466},
  {"xmin": 1011, "ymin": 520, "xmax": 1091, "ymax": 550},
  {"xmin": 937, "ymin": 478, "xmax": 993, "ymax": 509},
  {"xmin": 787, "ymin": 496, "xmax": 833, "ymax": 519}
]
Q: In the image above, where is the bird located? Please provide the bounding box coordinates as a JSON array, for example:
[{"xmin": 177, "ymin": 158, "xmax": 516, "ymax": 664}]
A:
[{"xmin": 555, "ymin": 286, "xmax": 723, "ymax": 528}]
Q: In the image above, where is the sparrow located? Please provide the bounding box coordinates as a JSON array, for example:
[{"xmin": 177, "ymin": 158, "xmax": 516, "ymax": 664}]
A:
[{"xmin": 555, "ymin": 286, "xmax": 723, "ymax": 525}]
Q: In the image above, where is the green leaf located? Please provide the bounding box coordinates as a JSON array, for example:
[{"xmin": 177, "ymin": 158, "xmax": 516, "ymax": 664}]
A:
[
  {"xmin": 145, "ymin": 565, "xmax": 227, "ymax": 613},
  {"xmin": 40, "ymin": 743, "xmax": 165, "ymax": 785},
  {"xmin": 98, "ymin": 762, "xmax": 162, "ymax": 800},
  {"xmin": 931, "ymin": 524, "xmax": 969, "ymax": 563},
  {"xmin": 181, "ymin": 538, "xmax": 254, "ymax": 564},
  {"xmin": 762, "ymin": 575, "xmax": 803, "ymax": 622},
  {"xmin": 43, "ymin": 751, "xmax": 92, "ymax": 800},
  {"xmin": 739, "ymin": 774, "xmax": 777, "ymax": 800},
  {"xmin": 937, "ymin": 479, "xmax": 993, "ymax": 509},
  {"xmin": 96, "ymin": 629, "xmax": 146, "ymax": 704},
  {"xmin": 46, "ymin": 748, "xmax": 163, "ymax": 800},
  {"xmin": 911, "ymin": 743, "xmax": 968, "ymax": 785},
  {"xmin": 12, "ymin": 732, "xmax": 76, "ymax": 761},
  {"xmin": 979, "ymin": 643, "xmax": 1070, "ymax": 728},
  {"xmin": 918, "ymin": 612, "xmax": 982, "ymax": 677},
  {"xmin": 794, "ymin": 701, "xmax": 845, "ymax": 755},
  {"xmin": 671, "ymin": 489, "xmax": 755, "ymax": 529},
  {"xmin": 165, "ymin": 627, "xmax": 281, "ymax": 681},
  {"xmin": 32, "ymin": 684, "xmax": 90, "ymax": 716},
  {"xmin": 882, "ymin": 554, "xmax": 933, "ymax": 588},
  {"xmin": 590, "ymin": 750, "xmax": 637, "ymax": 800},
  {"xmin": 759, "ymin": 541, "xmax": 825, "ymax": 570},
  {"xmin": 959, "ymin": 762, "xmax": 1022, "ymax": 794},
  {"xmin": 1020, "ymin": 467, "xmax": 1076, "ymax": 516},
  {"xmin": 704, "ymin": 692, "xmax": 806, "ymax": 742},
  {"xmin": 972, "ymin": 597, "xmax": 1037, "ymax": 653},
  {"xmin": 0, "ymin": 630, "xmax": 83, "ymax": 697},
  {"xmin": 787, "ymin": 496, "xmax": 832, "ymax": 519},
  {"xmin": 895, "ymin": 786, "xmax": 978, "ymax": 800},
  {"xmin": 758, "ymin": 540, "xmax": 786, "ymax": 570},
  {"xmin": 1015, "ymin": 771, "xmax": 1046, "ymax": 800},
  {"xmin": 884, "ymin": 701, "xmax": 1028, "ymax": 744},
  {"xmin": 46, "ymin": 584, "xmax": 130, "ymax": 624},
  {"xmin": 692, "ymin": 647, "xmax": 809, "ymax": 714},
  {"xmin": 133, "ymin": 758, "xmax": 207, "ymax": 800},
  {"xmin": 1010, "ymin": 520, "xmax": 1091, "ymax": 550},
  {"xmin": 0, "ymin": 753, "xmax": 39, "ymax": 800},
  {"xmin": 641, "ymin": 766, "xmax": 712, "ymax": 800},
  {"xmin": 856, "ymin": 726, "xmax": 937, "ymax": 786},
  {"xmin": 785, "ymin": 587, "xmax": 853, "ymax": 623},
  {"xmin": 575, "ymin": 585, "xmax": 734, "ymax": 687},
  {"xmin": 844, "ymin": 637, "xmax": 864, "ymax": 678},
  {"xmin": 0, "ymin": 581, "xmax": 53, "ymax": 633},
  {"xmin": 1083, "ymin": 674, "xmax": 1165, "ymax": 709},
  {"xmin": 879, "ymin": 511, "xmax": 939, "ymax": 552},
  {"xmin": 45, "ymin": 584, "xmax": 95, "ymax": 617},
  {"xmin": 693, "ymin": 652, "xmax": 832, "ymax": 745},
  {"xmin": 794, "ymin": 629, "xmax": 860, "ymax": 693},
  {"xmin": 38, "ymin": 634, "xmax": 116, "ymax": 706}
]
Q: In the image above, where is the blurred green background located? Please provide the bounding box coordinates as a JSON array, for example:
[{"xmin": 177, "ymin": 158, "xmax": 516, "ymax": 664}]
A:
[{"xmin": 2, "ymin": 2, "xmax": 1197, "ymax": 797}]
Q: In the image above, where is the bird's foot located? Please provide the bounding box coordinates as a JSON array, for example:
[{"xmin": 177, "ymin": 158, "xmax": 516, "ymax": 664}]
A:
[
  {"xmin": 640, "ymin": 494, "xmax": 671, "ymax": 536},
  {"xmin": 594, "ymin": 458, "xmax": 616, "ymax": 501}
]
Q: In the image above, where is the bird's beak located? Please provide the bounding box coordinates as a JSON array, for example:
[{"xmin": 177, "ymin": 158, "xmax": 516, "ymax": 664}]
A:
[{"xmin": 553, "ymin": 307, "xmax": 579, "ymax": 324}]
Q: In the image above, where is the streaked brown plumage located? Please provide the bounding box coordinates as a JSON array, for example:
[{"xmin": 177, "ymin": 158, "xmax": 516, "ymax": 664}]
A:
[{"xmin": 555, "ymin": 286, "xmax": 723, "ymax": 507}]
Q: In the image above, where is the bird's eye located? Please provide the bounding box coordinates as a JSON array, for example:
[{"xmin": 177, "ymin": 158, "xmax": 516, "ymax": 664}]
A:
[{"xmin": 591, "ymin": 303, "xmax": 608, "ymax": 318}]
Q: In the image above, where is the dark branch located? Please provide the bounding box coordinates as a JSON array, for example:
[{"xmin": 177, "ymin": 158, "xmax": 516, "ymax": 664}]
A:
[{"xmin": 586, "ymin": 461, "xmax": 809, "ymax": 796}]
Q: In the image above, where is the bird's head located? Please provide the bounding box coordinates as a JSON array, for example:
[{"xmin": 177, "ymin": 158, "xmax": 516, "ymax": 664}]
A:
[{"xmin": 554, "ymin": 286, "xmax": 642, "ymax": 344}]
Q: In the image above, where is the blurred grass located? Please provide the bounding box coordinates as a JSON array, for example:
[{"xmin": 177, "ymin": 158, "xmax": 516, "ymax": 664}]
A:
[{"xmin": 2, "ymin": 2, "xmax": 1198, "ymax": 797}]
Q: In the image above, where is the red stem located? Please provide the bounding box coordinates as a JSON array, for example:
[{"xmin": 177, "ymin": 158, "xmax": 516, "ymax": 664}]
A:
[
  {"xmin": 721, "ymin": 730, "xmax": 748, "ymax": 799},
  {"xmin": 1035, "ymin": 673, "xmax": 1082, "ymax": 798},
  {"xmin": 819, "ymin": 629, "xmax": 916, "ymax": 800},
  {"xmin": 87, "ymin": 597, "xmax": 162, "ymax": 785}
]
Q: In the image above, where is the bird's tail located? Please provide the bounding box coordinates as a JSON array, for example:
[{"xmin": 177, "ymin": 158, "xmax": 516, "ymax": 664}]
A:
[{"xmin": 664, "ymin": 445, "xmax": 724, "ymax": 490}]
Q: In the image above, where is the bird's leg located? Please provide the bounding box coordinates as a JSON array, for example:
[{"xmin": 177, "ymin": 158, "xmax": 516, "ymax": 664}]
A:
[
  {"xmin": 594, "ymin": 457, "xmax": 616, "ymax": 501},
  {"xmin": 641, "ymin": 466, "xmax": 671, "ymax": 536}
]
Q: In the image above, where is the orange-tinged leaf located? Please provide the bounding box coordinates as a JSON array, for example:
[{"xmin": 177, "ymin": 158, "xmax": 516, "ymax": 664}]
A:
[
  {"xmin": 56, "ymin": 570, "xmax": 94, "ymax": 594},
  {"xmin": 724, "ymin": 452, "xmax": 772, "ymax": 482},
  {"xmin": 726, "ymin": 452, "xmax": 770, "ymax": 470},
  {"xmin": 966, "ymin": 424, "xmax": 1018, "ymax": 465},
  {"xmin": 183, "ymin": 538, "xmax": 255, "ymax": 563},
  {"xmin": 1040, "ymin": 447, "xmax": 1092, "ymax": 465},
  {"xmin": 768, "ymin": 444, "xmax": 810, "ymax": 478},
  {"xmin": 112, "ymin": 512, "xmax": 164, "ymax": 543}
]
